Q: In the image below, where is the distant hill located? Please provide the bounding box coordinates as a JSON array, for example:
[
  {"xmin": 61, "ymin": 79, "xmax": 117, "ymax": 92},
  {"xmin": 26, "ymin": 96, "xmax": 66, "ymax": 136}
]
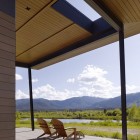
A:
[
  {"xmin": 90, "ymin": 92, "xmax": 140, "ymax": 109},
  {"xmin": 16, "ymin": 96, "xmax": 105, "ymax": 111},
  {"xmin": 16, "ymin": 92, "xmax": 140, "ymax": 111}
]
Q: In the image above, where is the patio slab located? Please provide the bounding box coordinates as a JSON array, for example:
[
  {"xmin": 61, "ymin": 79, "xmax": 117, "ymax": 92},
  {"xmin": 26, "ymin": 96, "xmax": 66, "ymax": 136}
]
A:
[{"xmin": 16, "ymin": 128, "xmax": 118, "ymax": 140}]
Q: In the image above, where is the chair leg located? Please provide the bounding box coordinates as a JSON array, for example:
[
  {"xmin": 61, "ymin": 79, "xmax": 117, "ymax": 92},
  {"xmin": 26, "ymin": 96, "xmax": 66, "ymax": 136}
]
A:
[
  {"xmin": 74, "ymin": 130, "xmax": 76, "ymax": 140},
  {"xmin": 64, "ymin": 132, "xmax": 76, "ymax": 140},
  {"xmin": 37, "ymin": 133, "xmax": 45, "ymax": 138},
  {"xmin": 79, "ymin": 131, "xmax": 85, "ymax": 138}
]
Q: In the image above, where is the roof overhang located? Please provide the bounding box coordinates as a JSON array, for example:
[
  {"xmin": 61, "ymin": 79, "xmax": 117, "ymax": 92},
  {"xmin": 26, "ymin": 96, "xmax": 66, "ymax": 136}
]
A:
[{"xmin": 16, "ymin": 0, "xmax": 140, "ymax": 69}]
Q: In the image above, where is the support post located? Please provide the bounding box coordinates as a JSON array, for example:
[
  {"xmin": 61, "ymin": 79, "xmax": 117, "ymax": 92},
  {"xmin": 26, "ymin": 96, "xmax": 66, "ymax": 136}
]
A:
[
  {"xmin": 28, "ymin": 67, "xmax": 34, "ymax": 131},
  {"xmin": 119, "ymin": 26, "xmax": 127, "ymax": 140}
]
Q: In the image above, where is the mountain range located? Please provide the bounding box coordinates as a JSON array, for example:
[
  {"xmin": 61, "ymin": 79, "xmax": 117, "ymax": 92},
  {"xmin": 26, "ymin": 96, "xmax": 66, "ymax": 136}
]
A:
[{"xmin": 16, "ymin": 92, "xmax": 140, "ymax": 111}]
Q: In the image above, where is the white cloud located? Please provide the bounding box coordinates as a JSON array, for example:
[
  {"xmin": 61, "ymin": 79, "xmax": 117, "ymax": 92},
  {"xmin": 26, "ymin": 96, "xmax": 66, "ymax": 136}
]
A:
[
  {"xmin": 30, "ymin": 65, "xmax": 117, "ymax": 99},
  {"xmin": 78, "ymin": 65, "xmax": 107, "ymax": 85},
  {"xmin": 16, "ymin": 90, "xmax": 29, "ymax": 99},
  {"xmin": 33, "ymin": 84, "xmax": 71, "ymax": 100},
  {"xmin": 16, "ymin": 65, "xmax": 140, "ymax": 100},
  {"xmin": 32, "ymin": 78, "xmax": 38, "ymax": 83},
  {"xmin": 67, "ymin": 78, "xmax": 75, "ymax": 83},
  {"xmin": 126, "ymin": 85, "xmax": 140, "ymax": 94},
  {"xmin": 16, "ymin": 74, "xmax": 23, "ymax": 80},
  {"xmin": 76, "ymin": 65, "xmax": 116, "ymax": 98}
]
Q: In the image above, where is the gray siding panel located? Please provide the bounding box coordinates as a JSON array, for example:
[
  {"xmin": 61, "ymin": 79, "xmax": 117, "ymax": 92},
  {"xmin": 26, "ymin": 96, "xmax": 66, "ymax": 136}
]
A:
[
  {"xmin": 0, "ymin": 58, "xmax": 15, "ymax": 68},
  {"xmin": 0, "ymin": 11, "xmax": 15, "ymax": 24},
  {"xmin": 0, "ymin": 137, "xmax": 15, "ymax": 140},
  {"xmin": 0, "ymin": 10, "xmax": 15, "ymax": 140},
  {"xmin": 0, "ymin": 34, "xmax": 15, "ymax": 46},
  {"xmin": 0, "ymin": 122, "xmax": 15, "ymax": 130},
  {"xmin": 0, "ymin": 106, "xmax": 15, "ymax": 113},
  {"xmin": 0, "ymin": 41, "xmax": 15, "ymax": 53},
  {"xmin": 0, "ymin": 90, "xmax": 15, "ymax": 98},
  {"xmin": 0, "ymin": 17, "xmax": 15, "ymax": 31},
  {"xmin": 0, "ymin": 82, "xmax": 15, "ymax": 91},
  {"xmin": 0, "ymin": 49, "xmax": 15, "ymax": 60},
  {"xmin": 0, "ymin": 73, "xmax": 15, "ymax": 83},
  {"xmin": 0, "ymin": 113, "xmax": 15, "ymax": 121},
  {"xmin": 0, "ymin": 26, "xmax": 15, "ymax": 39},
  {"xmin": 0, "ymin": 130, "xmax": 15, "ymax": 137},
  {"xmin": 0, "ymin": 66, "xmax": 15, "ymax": 75},
  {"xmin": 0, "ymin": 98, "xmax": 15, "ymax": 106}
]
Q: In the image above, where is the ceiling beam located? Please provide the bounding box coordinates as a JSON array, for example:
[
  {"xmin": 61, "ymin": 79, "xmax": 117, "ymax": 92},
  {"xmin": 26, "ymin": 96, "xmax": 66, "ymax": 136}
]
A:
[
  {"xmin": 16, "ymin": 62, "xmax": 30, "ymax": 68},
  {"xmin": 85, "ymin": 0, "xmax": 122, "ymax": 31},
  {"xmin": 52, "ymin": 0, "xmax": 93, "ymax": 33}
]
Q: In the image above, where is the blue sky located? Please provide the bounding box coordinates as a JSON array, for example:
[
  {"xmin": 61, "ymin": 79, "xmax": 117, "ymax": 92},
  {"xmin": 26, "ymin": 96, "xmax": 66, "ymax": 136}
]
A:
[
  {"xmin": 15, "ymin": 0, "xmax": 140, "ymax": 100},
  {"xmin": 16, "ymin": 34, "xmax": 140, "ymax": 100}
]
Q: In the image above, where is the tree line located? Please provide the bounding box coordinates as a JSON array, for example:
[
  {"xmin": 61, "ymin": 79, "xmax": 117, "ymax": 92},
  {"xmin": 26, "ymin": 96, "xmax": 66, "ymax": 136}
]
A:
[{"xmin": 16, "ymin": 104, "xmax": 140, "ymax": 121}]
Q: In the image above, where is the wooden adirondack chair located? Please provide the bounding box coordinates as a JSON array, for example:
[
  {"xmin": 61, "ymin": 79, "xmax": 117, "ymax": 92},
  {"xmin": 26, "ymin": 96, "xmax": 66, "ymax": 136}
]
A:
[
  {"xmin": 51, "ymin": 119, "xmax": 84, "ymax": 140},
  {"xmin": 37, "ymin": 118, "xmax": 57, "ymax": 138}
]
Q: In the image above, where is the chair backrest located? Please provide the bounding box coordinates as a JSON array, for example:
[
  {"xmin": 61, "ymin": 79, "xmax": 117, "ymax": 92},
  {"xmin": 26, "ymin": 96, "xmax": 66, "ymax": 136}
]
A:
[
  {"xmin": 37, "ymin": 118, "xmax": 51, "ymax": 135},
  {"xmin": 51, "ymin": 119, "xmax": 67, "ymax": 137}
]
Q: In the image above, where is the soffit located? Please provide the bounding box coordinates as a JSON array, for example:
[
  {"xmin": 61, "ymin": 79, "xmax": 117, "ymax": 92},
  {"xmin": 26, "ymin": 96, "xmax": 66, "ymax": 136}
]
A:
[
  {"xmin": 99, "ymin": 0, "xmax": 140, "ymax": 36},
  {"xmin": 16, "ymin": 0, "xmax": 92, "ymax": 67},
  {"xmin": 16, "ymin": 0, "xmax": 140, "ymax": 69},
  {"xmin": 16, "ymin": 0, "xmax": 52, "ymax": 30},
  {"xmin": 100, "ymin": 0, "xmax": 140, "ymax": 40},
  {"xmin": 17, "ymin": 24, "xmax": 91, "ymax": 64},
  {"xmin": 100, "ymin": 0, "xmax": 140, "ymax": 23}
]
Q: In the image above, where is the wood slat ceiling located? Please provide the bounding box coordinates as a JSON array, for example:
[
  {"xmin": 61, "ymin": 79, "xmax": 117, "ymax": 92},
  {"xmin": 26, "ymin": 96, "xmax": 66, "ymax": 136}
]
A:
[
  {"xmin": 17, "ymin": 24, "xmax": 91, "ymax": 63},
  {"xmin": 16, "ymin": 0, "xmax": 92, "ymax": 68},
  {"xmin": 99, "ymin": 0, "xmax": 140, "ymax": 41},
  {"xmin": 16, "ymin": 0, "xmax": 52, "ymax": 30},
  {"xmin": 16, "ymin": 0, "xmax": 140, "ymax": 69},
  {"xmin": 100, "ymin": 0, "xmax": 140, "ymax": 23},
  {"xmin": 16, "ymin": 7, "xmax": 73, "ymax": 56},
  {"xmin": 33, "ymin": 32, "xmax": 119, "ymax": 69}
]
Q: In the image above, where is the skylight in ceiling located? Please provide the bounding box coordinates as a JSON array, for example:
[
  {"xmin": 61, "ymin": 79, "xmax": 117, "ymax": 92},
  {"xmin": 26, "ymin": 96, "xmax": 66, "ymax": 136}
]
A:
[{"xmin": 66, "ymin": 0, "xmax": 101, "ymax": 21}]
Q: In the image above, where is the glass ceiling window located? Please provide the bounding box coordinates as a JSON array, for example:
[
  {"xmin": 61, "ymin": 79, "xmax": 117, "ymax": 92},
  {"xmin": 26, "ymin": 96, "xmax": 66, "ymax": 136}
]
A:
[{"xmin": 66, "ymin": 0, "xmax": 101, "ymax": 21}]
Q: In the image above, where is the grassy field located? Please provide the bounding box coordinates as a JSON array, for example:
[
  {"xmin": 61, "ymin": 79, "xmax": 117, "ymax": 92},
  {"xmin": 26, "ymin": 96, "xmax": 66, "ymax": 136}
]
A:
[{"xmin": 16, "ymin": 106, "xmax": 140, "ymax": 139}]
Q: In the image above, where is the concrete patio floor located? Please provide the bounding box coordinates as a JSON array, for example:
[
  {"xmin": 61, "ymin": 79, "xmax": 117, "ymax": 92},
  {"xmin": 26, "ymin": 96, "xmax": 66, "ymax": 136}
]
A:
[{"xmin": 16, "ymin": 128, "xmax": 118, "ymax": 140}]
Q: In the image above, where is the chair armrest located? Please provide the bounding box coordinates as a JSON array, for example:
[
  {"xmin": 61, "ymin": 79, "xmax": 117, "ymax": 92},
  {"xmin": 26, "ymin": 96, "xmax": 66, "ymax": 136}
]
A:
[{"xmin": 64, "ymin": 127, "xmax": 76, "ymax": 131}]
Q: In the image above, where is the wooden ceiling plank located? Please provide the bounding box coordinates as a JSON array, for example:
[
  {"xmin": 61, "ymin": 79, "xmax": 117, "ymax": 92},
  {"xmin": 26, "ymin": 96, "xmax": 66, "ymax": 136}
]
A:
[
  {"xmin": 128, "ymin": 1, "xmax": 139, "ymax": 17},
  {"xmin": 133, "ymin": 0, "xmax": 140, "ymax": 19},
  {"xmin": 122, "ymin": 0, "xmax": 138, "ymax": 21},
  {"xmin": 16, "ymin": 0, "xmax": 58, "ymax": 30},
  {"xmin": 16, "ymin": 7, "xmax": 73, "ymax": 56},
  {"xmin": 115, "ymin": 0, "xmax": 133, "ymax": 22},
  {"xmin": 111, "ymin": 1, "xmax": 130, "ymax": 23},
  {"xmin": 16, "ymin": 23, "xmax": 74, "ymax": 57},
  {"xmin": 124, "ymin": 22, "xmax": 140, "ymax": 38},
  {"xmin": 101, "ymin": 0, "xmax": 129, "ymax": 23},
  {"xmin": 30, "ymin": 29, "xmax": 117, "ymax": 69},
  {"xmin": 16, "ymin": 0, "xmax": 57, "ymax": 31},
  {"xmin": 116, "ymin": 0, "xmax": 136, "ymax": 22},
  {"xmin": 16, "ymin": 24, "xmax": 91, "ymax": 63}
]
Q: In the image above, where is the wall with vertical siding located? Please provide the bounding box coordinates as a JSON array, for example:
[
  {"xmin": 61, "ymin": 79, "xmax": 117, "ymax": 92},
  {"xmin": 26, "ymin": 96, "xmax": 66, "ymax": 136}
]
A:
[{"xmin": 0, "ymin": 11, "xmax": 15, "ymax": 140}]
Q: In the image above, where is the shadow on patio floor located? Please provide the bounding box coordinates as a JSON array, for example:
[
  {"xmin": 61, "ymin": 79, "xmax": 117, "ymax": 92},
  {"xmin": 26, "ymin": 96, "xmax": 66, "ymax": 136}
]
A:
[{"xmin": 28, "ymin": 136, "xmax": 83, "ymax": 140}]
